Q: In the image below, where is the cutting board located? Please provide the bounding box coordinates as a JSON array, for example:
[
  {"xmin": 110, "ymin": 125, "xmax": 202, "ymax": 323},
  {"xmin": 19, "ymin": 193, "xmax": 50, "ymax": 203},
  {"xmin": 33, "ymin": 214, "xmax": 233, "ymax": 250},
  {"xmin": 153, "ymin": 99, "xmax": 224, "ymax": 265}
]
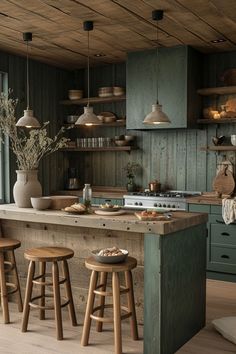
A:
[{"xmin": 213, "ymin": 167, "xmax": 235, "ymax": 195}]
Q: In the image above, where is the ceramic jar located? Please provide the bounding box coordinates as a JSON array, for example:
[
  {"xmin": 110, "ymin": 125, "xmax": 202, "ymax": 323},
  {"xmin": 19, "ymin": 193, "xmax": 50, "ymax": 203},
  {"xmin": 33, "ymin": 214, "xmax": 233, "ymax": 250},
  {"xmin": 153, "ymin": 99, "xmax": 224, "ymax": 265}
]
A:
[{"xmin": 13, "ymin": 170, "xmax": 42, "ymax": 208}]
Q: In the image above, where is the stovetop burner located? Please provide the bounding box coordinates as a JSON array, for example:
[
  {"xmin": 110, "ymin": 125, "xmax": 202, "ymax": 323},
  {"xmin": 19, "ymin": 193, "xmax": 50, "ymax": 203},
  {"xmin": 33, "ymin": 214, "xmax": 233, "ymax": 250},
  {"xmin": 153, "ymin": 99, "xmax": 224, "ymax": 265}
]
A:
[{"xmin": 129, "ymin": 191, "xmax": 200, "ymax": 198}]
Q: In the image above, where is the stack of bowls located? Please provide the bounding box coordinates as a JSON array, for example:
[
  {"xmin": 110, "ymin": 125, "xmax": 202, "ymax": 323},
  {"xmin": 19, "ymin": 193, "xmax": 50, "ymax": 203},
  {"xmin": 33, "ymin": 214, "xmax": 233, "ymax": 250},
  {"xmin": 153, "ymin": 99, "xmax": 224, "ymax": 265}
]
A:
[
  {"xmin": 98, "ymin": 87, "xmax": 113, "ymax": 98},
  {"xmin": 114, "ymin": 134, "xmax": 135, "ymax": 146},
  {"xmin": 68, "ymin": 90, "xmax": 83, "ymax": 100},
  {"xmin": 113, "ymin": 87, "xmax": 125, "ymax": 96}
]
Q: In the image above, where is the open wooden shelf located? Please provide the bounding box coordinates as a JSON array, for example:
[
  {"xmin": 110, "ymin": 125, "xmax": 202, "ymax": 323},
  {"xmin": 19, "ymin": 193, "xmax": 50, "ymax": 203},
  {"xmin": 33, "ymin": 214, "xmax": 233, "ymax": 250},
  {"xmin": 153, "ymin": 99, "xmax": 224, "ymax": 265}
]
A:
[
  {"xmin": 60, "ymin": 95, "xmax": 126, "ymax": 105},
  {"xmin": 197, "ymin": 118, "xmax": 236, "ymax": 124},
  {"xmin": 60, "ymin": 146, "xmax": 137, "ymax": 152},
  {"xmin": 197, "ymin": 86, "xmax": 236, "ymax": 96},
  {"xmin": 63, "ymin": 120, "xmax": 126, "ymax": 127},
  {"xmin": 200, "ymin": 146, "xmax": 236, "ymax": 151}
]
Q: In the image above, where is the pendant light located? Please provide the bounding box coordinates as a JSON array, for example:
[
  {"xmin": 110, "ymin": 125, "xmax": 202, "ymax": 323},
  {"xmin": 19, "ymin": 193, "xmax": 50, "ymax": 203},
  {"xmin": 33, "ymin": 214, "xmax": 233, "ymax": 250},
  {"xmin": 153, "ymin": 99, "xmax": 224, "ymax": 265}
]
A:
[
  {"xmin": 75, "ymin": 21, "xmax": 100, "ymax": 126},
  {"xmin": 16, "ymin": 32, "xmax": 40, "ymax": 128},
  {"xmin": 143, "ymin": 10, "xmax": 171, "ymax": 125}
]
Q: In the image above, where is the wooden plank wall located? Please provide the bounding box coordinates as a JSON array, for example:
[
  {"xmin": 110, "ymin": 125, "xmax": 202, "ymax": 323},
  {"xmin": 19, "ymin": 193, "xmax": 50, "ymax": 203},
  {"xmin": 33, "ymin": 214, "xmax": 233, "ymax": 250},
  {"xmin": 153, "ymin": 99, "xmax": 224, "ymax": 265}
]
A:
[
  {"xmin": 69, "ymin": 52, "xmax": 236, "ymax": 192},
  {"xmin": 0, "ymin": 49, "xmax": 73, "ymax": 201}
]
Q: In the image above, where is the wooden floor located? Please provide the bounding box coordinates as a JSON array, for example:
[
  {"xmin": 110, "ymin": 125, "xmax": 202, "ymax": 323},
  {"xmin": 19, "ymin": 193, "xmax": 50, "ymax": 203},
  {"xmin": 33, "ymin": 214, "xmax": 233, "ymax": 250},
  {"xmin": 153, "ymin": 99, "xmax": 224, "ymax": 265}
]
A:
[{"xmin": 0, "ymin": 280, "xmax": 236, "ymax": 354}]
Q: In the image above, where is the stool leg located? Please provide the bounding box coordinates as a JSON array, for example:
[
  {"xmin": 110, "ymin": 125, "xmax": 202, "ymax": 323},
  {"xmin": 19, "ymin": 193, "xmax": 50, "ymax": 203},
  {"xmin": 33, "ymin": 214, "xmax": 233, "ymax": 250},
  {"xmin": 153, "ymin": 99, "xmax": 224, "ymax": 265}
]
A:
[
  {"xmin": 62, "ymin": 260, "xmax": 77, "ymax": 326},
  {"xmin": 81, "ymin": 270, "xmax": 98, "ymax": 346},
  {"xmin": 0, "ymin": 252, "xmax": 10, "ymax": 324},
  {"xmin": 96, "ymin": 271, "xmax": 107, "ymax": 332},
  {"xmin": 125, "ymin": 270, "xmax": 138, "ymax": 340},
  {"xmin": 52, "ymin": 261, "xmax": 63, "ymax": 340},
  {"xmin": 22, "ymin": 261, "xmax": 35, "ymax": 332},
  {"xmin": 9, "ymin": 250, "xmax": 23, "ymax": 313},
  {"xmin": 39, "ymin": 262, "xmax": 46, "ymax": 320},
  {"xmin": 112, "ymin": 272, "xmax": 122, "ymax": 354}
]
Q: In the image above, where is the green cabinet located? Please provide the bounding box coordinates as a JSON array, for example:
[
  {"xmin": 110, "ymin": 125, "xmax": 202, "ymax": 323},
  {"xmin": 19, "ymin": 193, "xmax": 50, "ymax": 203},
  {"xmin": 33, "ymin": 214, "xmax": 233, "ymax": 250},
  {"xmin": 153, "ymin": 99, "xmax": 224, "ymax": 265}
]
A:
[
  {"xmin": 188, "ymin": 203, "xmax": 236, "ymax": 278},
  {"xmin": 126, "ymin": 45, "xmax": 201, "ymax": 129}
]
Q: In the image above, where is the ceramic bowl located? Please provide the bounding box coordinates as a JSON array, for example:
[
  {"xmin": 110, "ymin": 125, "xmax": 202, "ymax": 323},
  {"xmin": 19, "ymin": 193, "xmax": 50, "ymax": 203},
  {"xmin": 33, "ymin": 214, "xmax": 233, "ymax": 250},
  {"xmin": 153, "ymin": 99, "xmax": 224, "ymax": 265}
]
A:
[
  {"xmin": 68, "ymin": 90, "xmax": 83, "ymax": 100},
  {"xmin": 31, "ymin": 197, "xmax": 52, "ymax": 210},
  {"xmin": 91, "ymin": 249, "xmax": 128, "ymax": 264},
  {"xmin": 115, "ymin": 140, "xmax": 129, "ymax": 146},
  {"xmin": 103, "ymin": 116, "xmax": 116, "ymax": 123},
  {"xmin": 124, "ymin": 135, "xmax": 135, "ymax": 142},
  {"xmin": 231, "ymin": 135, "xmax": 236, "ymax": 146}
]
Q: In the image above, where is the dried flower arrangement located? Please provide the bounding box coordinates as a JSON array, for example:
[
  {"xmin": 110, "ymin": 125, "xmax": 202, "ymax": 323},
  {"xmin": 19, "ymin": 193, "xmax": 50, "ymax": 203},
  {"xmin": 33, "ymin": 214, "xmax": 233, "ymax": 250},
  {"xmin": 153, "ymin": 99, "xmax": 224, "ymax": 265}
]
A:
[
  {"xmin": 0, "ymin": 92, "xmax": 69, "ymax": 170},
  {"xmin": 123, "ymin": 161, "xmax": 140, "ymax": 180}
]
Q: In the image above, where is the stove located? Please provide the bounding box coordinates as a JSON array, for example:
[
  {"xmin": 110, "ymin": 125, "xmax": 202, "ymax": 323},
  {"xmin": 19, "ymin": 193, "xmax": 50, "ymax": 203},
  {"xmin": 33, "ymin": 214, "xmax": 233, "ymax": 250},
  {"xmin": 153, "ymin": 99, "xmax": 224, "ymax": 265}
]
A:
[{"xmin": 123, "ymin": 190, "xmax": 201, "ymax": 211}]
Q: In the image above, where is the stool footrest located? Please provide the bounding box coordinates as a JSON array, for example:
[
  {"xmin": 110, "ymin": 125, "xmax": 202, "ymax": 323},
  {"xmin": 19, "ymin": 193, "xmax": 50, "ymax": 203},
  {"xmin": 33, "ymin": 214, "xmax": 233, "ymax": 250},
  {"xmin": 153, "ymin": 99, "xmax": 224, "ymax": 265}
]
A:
[
  {"xmin": 90, "ymin": 304, "xmax": 132, "ymax": 323},
  {"xmin": 33, "ymin": 273, "xmax": 66, "ymax": 286},
  {"xmin": 4, "ymin": 261, "xmax": 14, "ymax": 274},
  {"xmin": 94, "ymin": 285, "xmax": 129, "ymax": 297},
  {"xmin": 29, "ymin": 294, "xmax": 70, "ymax": 310}
]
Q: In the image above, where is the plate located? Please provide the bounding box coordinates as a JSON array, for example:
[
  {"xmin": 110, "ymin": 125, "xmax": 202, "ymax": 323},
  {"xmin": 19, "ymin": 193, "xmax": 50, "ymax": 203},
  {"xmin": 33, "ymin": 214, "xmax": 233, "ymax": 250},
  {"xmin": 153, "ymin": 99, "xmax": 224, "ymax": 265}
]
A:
[
  {"xmin": 95, "ymin": 209, "xmax": 126, "ymax": 216},
  {"xmin": 92, "ymin": 248, "xmax": 128, "ymax": 263},
  {"xmin": 99, "ymin": 207, "xmax": 121, "ymax": 212},
  {"xmin": 135, "ymin": 212, "xmax": 172, "ymax": 221}
]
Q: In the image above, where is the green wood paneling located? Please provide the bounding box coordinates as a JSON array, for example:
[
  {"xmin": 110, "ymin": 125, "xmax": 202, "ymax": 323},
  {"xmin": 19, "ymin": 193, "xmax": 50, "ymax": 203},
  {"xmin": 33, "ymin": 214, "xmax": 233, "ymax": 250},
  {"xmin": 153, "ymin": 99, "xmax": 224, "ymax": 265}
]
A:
[{"xmin": 160, "ymin": 224, "xmax": 206, "ymax": 354}]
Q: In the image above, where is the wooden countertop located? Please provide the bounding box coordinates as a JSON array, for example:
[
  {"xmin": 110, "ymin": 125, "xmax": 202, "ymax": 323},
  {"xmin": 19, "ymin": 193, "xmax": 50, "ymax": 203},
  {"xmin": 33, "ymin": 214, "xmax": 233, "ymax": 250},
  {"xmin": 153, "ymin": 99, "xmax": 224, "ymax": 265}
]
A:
[
  {"xmin": 0, "ymin": 204, "xmax": 207, "ymax": 235},
  {"xmin": 187, "ymin": 195, "xmax": 224, "ymax": 205}
]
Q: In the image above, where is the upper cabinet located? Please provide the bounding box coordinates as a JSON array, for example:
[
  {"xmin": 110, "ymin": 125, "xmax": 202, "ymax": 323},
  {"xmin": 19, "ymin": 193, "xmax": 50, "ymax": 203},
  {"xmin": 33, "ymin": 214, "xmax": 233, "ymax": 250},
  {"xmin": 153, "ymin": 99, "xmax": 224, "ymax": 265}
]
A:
[{"xmin": 126, "ymin": 46, "xmax": 202, "ymax": 129}]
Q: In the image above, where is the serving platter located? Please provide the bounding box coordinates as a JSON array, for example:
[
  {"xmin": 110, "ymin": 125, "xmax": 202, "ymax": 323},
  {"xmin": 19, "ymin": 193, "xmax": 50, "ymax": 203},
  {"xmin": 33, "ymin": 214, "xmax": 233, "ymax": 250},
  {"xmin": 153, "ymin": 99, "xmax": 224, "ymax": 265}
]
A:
[
  {"xmin": 95, "ymin": 209, "xmax": 126, "ymax": 216},
  {"xmin": 135, "ymin": 212, "xmax": 172, "ymax": 221}
]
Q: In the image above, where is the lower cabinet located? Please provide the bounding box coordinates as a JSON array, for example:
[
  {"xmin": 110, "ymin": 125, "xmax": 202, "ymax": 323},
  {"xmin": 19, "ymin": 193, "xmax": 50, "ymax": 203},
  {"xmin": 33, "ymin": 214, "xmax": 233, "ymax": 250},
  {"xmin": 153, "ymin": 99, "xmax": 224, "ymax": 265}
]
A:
[{"xmin": 188, "ymin": 203, "xmax": 236, "ymax": 279}]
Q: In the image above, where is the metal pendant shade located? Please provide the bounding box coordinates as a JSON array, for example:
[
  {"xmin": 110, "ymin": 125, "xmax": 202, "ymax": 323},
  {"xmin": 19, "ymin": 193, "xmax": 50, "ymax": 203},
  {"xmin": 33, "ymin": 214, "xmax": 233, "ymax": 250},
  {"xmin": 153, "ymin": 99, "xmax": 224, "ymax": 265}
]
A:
[
  {"xmin": 143, "ymin": 10, "xmax": 171, "ymax": 125},
  {"xmin": 16, "ymin": 32, "xmax": 40, "ymax": 128},
  {"xmin": 143, "ymin": 103, "xmax": 171, "ymax": 124},
  {"xmin": 75, "ymin": 21, "xmax": 100, "ymax": 126}
]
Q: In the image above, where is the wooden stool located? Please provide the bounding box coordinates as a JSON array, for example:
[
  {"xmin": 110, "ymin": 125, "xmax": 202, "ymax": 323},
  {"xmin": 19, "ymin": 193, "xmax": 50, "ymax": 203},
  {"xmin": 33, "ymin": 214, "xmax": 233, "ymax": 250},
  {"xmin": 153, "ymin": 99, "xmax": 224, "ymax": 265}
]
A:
[
  {"xmin": 21, "ymin": 246, "xmax": 77, "ymax": 340},
  {"xmin": 0, "ymin": 238, "xmax": 23, "ymax": 324},
  {"xmin": 81, "ymin": 256, "xmax": 138, "ymax": 354}
]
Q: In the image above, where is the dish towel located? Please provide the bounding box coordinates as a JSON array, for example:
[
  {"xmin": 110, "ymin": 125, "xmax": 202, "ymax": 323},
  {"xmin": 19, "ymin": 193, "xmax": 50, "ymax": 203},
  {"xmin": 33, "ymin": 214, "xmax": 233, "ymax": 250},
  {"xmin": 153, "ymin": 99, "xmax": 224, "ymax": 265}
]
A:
[{"xmin": 222, "ymin": 198, "xmax": 236, "ymax": 224}]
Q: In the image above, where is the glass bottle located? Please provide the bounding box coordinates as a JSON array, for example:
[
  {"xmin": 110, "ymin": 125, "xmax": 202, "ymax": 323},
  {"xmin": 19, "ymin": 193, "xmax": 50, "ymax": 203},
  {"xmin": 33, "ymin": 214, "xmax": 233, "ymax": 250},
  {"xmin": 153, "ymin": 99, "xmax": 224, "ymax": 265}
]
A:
[{"xmin": 83, "ymin": 184, "xmax": 92, "ymax": 208}]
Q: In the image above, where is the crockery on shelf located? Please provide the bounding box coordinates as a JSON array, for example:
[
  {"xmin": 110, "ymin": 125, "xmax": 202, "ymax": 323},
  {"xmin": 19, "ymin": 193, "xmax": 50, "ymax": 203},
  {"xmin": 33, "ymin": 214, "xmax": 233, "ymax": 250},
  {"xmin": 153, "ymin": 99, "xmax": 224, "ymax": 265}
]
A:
[{"xmin": 68, "ymin": 90, "xmax": 83, "ymax": 100}]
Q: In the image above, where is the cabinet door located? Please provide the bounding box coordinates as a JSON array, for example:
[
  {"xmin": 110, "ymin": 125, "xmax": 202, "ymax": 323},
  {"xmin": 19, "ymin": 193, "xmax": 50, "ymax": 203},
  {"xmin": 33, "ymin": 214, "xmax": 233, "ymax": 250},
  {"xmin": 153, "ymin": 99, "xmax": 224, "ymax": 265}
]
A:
[{"xmin": 126, "ymin": 46, "xmax": 200, "ymax": 130}]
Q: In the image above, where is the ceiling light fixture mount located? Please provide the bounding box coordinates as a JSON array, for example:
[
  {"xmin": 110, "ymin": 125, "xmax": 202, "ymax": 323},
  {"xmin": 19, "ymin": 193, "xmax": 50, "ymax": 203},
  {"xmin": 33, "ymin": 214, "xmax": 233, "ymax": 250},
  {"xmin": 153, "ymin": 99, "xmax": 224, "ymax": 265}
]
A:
[
  {"xmin": 75, "ymin": 21, "xmax": 100, "ymax": 126},
  {"xmin": 143, "ymin": 10, "xmax": 171, "ymax": 125},
  {"xmin": 211, "ymin": 38, "xmax": 226, "ymax": 43},
  {"xmin": 16, "ymin": 32, "xmax": 40, "ymax": 128}
]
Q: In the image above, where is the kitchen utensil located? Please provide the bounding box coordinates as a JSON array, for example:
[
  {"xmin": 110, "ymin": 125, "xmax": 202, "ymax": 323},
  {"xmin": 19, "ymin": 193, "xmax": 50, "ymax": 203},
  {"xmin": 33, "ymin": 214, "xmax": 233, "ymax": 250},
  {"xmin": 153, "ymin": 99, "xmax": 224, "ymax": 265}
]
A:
[
  {"xmin": 94, "ymin": 209, "xmax": 126, "ymax": 216},
  {"xmin": 67, "ymin": 178, "xmax": 80, "ymax": 190},
  {"xmin": 212, "ymin": 167, "xmax": 235, "ymax": 195},
  {"xmin": 149, "ymin": 180, "xmax": 161, "ymax": 192},
  {"xmin": 91, "ymin": 248, "xmax": 128, "ymax": 263},
  {"xmin": 48, "ymin": 196, "xmax": 78, "ymax": 210}
]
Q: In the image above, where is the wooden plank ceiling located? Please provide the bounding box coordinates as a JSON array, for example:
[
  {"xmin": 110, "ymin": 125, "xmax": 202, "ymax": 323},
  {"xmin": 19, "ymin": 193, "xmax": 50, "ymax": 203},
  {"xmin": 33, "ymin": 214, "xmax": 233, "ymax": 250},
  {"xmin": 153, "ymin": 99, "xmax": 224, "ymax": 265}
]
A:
[{"xmin": 0, "ymin": 0, "xmax": 236, "ymax": 69}]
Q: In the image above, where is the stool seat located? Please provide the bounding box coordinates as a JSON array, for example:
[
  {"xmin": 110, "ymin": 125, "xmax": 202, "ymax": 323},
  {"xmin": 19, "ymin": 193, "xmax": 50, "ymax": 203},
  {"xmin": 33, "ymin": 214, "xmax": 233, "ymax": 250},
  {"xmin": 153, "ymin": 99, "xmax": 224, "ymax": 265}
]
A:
[
  {"xmin": 0, "ymin": 238, "xmax": 21, "ymax": 251},
  {"xmin": 24, "ymin": 247, "xmax": 74, "ymax": 262},
  {"xmin": 85, "ymin": 256, "xmax": 137, "ymax": 273}
]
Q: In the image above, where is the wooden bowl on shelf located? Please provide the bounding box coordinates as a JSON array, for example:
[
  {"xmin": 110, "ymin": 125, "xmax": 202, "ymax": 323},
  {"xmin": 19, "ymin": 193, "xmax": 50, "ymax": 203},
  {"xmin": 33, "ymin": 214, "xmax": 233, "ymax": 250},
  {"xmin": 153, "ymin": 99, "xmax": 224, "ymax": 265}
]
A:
[{"xmin": 114, "ymin": 140, "xmax": 129, "ymax": 147}]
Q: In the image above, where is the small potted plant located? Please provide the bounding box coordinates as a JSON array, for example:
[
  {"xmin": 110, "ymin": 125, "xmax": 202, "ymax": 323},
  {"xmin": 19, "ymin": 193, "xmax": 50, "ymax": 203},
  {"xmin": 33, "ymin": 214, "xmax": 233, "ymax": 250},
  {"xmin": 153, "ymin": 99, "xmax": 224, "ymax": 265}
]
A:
[{"xmin": 123, "ymin": 161, "xmax": 140, "ymax": 192}]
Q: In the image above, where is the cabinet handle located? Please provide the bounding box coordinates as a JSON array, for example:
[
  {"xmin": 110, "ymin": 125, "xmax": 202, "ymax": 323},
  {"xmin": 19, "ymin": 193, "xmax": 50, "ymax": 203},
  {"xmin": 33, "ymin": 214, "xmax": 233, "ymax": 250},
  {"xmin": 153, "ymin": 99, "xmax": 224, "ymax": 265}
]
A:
[
  {"xmin": 221, "ymin": 254, "xmax": 230, "ymax": 259},
  {"xmin": 221, "ymin": 232, "xmax": 230, "ymax": 236}
]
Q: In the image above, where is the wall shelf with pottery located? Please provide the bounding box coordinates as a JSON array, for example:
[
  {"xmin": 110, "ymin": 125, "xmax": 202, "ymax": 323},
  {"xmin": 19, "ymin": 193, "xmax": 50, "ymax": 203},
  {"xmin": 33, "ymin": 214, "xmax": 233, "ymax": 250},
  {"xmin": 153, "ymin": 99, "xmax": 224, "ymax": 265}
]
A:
[
  {"xmin": 60, "ymin": 146, "xmax": 138, "ymax": 153},
  {"xmin": 200, "ymin": 146, "xmax": 236, "ymax": 151},
  {"xmin": 197, "ymin": 118, "xmax": 236, "ymax": 124},
  {"xmin": 63, "ymin": 120, "xmax": 126, "ymax": 127},
  {"xmin": 60, "ymin": 95, "xmax": 126, "ymax": 106},
  {"xmin": 197, "ymin": 86, "xmax": 236, "ymax": 96}
]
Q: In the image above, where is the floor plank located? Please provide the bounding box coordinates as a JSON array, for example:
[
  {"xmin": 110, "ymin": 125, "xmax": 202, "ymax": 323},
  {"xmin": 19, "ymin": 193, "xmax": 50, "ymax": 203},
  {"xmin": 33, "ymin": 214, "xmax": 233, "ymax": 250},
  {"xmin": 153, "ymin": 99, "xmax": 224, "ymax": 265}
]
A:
[{"xmin": 0, "ymin": 280, "xmax": 236, "ymax": 353}]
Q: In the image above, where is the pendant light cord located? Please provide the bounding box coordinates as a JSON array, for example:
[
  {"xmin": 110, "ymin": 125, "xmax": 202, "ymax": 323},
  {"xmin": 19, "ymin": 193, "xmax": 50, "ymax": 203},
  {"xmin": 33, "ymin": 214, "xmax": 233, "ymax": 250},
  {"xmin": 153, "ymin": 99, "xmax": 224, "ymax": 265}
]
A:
[
  {"xmin": 156, "ymin": 19, "xmax": 159, "ymax": 105},
  {"xmin": 87, "ymin": 30, "xmax": 90, "ymax": 107},
  {"xmin": 26, "ymin": 40, "xmax": 30, "ymax": 110}
]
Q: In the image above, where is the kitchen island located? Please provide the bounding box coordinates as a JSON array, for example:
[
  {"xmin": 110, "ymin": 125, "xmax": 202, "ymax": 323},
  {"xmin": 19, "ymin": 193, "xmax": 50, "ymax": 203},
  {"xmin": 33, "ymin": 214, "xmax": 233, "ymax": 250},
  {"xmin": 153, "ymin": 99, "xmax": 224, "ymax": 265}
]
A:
[{"xmin": 0, "ymin": 204, "xmax": 207, "ymax": 354}]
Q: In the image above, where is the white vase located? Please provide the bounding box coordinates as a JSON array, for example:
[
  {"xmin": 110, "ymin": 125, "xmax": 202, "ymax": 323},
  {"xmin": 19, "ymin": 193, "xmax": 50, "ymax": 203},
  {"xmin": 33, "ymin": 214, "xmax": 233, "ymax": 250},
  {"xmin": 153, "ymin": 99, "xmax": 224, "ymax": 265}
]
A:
[{"xmin": 13, "ymin": 170, "xmax": 42, "ymax": 208}]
